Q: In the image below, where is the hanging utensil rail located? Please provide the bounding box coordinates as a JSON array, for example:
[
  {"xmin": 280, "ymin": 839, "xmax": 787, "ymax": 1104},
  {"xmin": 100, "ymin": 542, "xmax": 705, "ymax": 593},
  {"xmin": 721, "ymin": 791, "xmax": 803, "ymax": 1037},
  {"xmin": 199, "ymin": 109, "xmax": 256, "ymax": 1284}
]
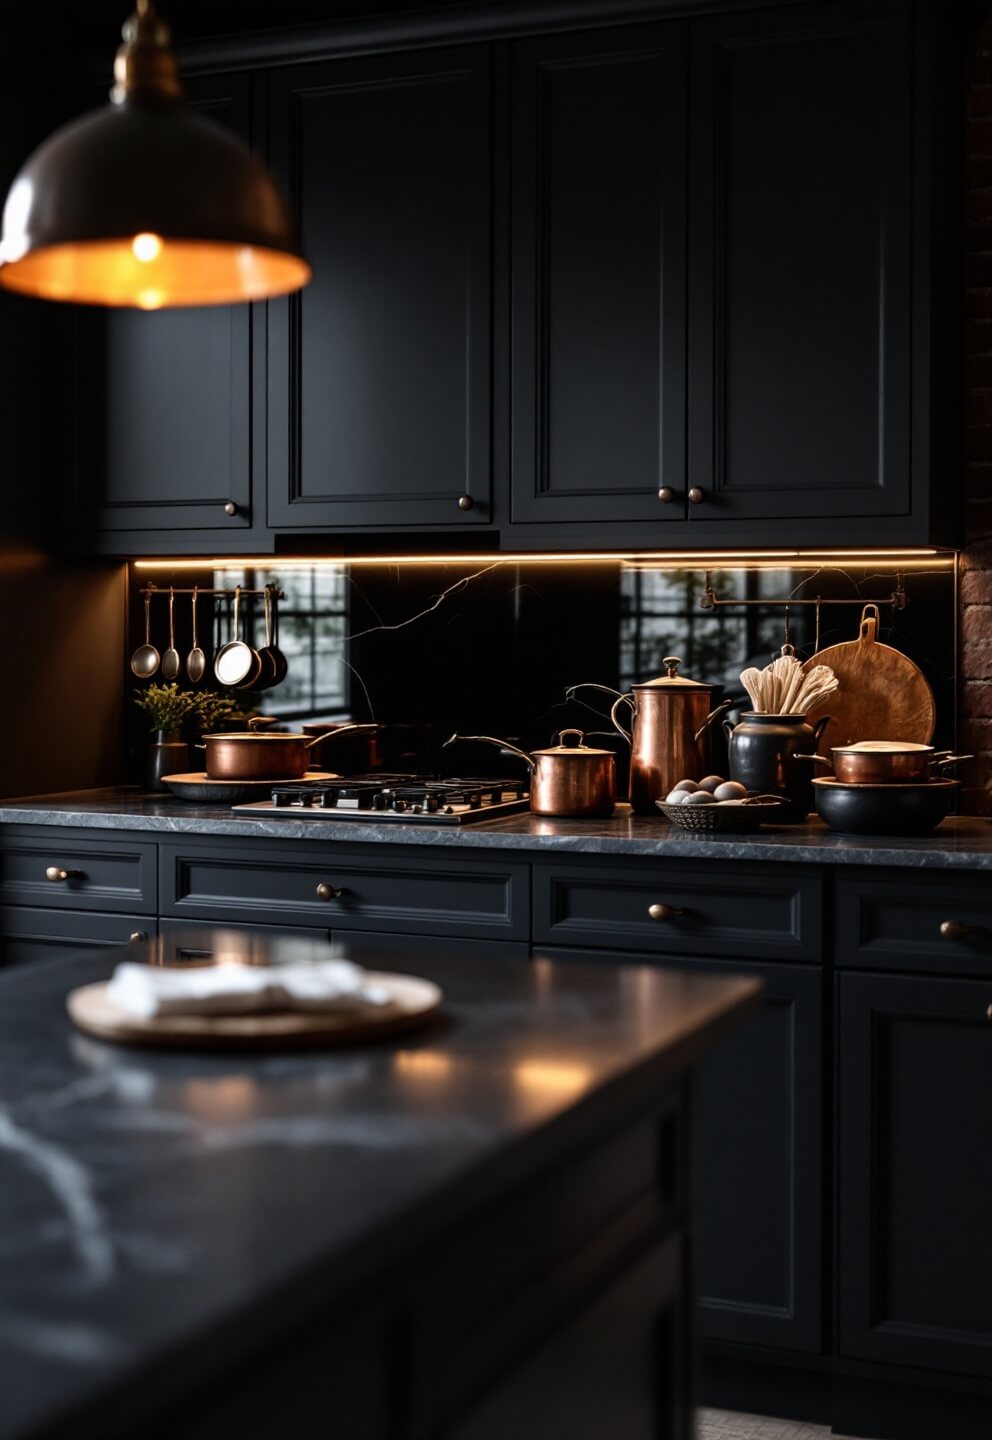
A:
[
  {"xmin": 698, "ymin": 572, "xmax": 906, "ymax": 612},
  {"xmin": 139, "ymin": 584, "xmax": 285, "ymax": 600}
]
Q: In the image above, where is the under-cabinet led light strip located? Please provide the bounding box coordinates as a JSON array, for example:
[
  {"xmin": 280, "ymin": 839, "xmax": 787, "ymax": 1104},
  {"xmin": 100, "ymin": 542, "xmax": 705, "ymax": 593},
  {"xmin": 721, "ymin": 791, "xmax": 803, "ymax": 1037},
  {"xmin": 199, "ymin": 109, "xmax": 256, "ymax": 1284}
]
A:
[{"xmin": 132, "ymin": 548, "xmax": 956, "ymax": 571}]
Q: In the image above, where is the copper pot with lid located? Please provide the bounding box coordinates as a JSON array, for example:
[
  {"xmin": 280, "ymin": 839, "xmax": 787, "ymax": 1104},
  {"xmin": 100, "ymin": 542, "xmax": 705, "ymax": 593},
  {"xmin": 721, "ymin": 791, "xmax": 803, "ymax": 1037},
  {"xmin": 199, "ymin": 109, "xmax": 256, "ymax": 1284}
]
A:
[
  {"xmin": 201, "ymin": 721, "xmax": 379, "ymax": 781},
  {"xmin": 444, "ymin": 729, "xmax": 616, "ymax": 818},
  {"xmin": 610, "ymin": 657, "xmax": 733, "ymax": 815}
]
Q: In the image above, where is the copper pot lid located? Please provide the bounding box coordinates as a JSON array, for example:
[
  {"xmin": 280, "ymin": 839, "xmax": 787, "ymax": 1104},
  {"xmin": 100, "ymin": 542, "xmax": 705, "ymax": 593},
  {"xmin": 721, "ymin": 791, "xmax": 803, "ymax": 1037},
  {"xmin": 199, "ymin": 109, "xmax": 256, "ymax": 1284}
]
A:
[
  {"xmin": 832, "ymin": 741, "xmax": 935, "ymax": 756},
  {"xmin": 631, "ymin": 656, "xmax": 714, "ymax": 691},
  {"xmin": 204, "ymin": 731, "xmax": 307, "ymax": 742},
  {"xmin": 533, "ymin": 729, "xmax": 615, "ymax": 758}
]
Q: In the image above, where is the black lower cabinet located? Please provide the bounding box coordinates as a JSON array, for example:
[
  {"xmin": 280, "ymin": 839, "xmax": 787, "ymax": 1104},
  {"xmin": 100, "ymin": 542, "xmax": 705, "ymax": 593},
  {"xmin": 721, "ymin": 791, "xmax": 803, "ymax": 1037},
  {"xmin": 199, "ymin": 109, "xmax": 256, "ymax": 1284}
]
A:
[
  {"xmin": 533, "ymin": 946, "xmax": 822, "ymax": 1355},
  {"xmin": 695, "ymin": 959, "xmax": 823, "ymax": 1353},
  {"xmin": 0, "ymin": 906, "xmax": 153, "ymax": 967},
  {"xmin": 838, "ymin": 971, "xmax": 992, "ymax": 1380}
]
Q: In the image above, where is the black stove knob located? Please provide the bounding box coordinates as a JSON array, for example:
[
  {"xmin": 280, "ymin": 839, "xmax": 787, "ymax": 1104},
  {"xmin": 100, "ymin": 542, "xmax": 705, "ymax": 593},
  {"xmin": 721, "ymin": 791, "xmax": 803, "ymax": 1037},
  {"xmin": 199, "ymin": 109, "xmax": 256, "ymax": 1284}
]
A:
[
  {"xmin": 393, "ymin": 799, "xmax": 408, "ymax": 813},
  {"xmin": 424, "ymin": 794, "xmax": 440, "ymax": 813},
  {"xmin": 320, "ymin": 791, "xmax": 337, "ymax": 808},
  {"xmin": 273, "ymin": 791, "xmax": 291, "ymax": 808},
  {"xmin": 299, "ymin": 792, "xmax": 314, "ymax": 807},
  {"xmin": 444, "ymin": 805, "xmax": 455, "ymax": 815}
]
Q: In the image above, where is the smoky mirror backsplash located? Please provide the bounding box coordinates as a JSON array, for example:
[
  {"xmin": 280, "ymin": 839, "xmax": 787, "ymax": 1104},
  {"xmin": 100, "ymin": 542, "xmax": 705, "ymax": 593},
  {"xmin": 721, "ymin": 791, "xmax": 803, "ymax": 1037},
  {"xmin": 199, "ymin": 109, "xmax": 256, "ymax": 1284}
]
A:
[{"xmin": 126, "ymin": 561, "xmax": 957, "ymax": 786}]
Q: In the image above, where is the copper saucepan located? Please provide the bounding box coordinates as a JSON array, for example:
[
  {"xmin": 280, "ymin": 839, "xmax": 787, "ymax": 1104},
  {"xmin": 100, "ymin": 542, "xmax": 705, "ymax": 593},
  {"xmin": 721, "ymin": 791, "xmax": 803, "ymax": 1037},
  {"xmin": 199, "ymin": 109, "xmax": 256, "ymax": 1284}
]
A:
[
  {"xmin": 800, "ymin": 741, "xmax": 972, "ymax": 786},
  {"xmin": 444, "ymin": 730, "xmax": 616, "ymax": 818},
  {"xmin": 201, "ymin": 722, "xmax": 379, "ymax": 781}
]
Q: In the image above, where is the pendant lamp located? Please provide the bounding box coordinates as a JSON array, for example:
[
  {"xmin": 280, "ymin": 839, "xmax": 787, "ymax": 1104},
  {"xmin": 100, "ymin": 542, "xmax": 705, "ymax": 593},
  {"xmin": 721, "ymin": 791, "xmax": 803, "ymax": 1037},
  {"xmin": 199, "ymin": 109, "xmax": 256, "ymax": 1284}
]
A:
[{"xmin": 0, "ymin": 0, "xmax": 310, "ymax": 307}]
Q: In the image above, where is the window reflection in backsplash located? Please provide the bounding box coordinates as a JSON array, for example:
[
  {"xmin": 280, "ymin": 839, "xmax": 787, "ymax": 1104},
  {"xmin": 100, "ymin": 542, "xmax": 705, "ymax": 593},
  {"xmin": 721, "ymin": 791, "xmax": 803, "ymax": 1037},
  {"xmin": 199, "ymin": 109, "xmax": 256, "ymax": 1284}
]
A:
[{"xmin": 128, "ymin": 558, "xmax": 957, "ymax": 775}]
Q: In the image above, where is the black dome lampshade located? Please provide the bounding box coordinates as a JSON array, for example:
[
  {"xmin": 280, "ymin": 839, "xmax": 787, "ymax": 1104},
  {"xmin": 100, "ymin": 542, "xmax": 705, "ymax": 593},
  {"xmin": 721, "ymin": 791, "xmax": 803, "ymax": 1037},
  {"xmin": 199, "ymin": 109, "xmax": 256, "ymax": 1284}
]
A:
[{"xmin": 0, "ymin": 0, "xmax": 311, "ymax": 307}]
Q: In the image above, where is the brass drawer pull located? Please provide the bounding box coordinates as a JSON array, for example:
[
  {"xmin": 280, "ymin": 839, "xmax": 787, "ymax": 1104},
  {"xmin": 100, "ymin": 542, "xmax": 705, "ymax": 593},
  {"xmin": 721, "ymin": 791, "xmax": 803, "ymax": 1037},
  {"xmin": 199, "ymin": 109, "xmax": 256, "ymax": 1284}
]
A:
[
  {"xmin": 657, "ymin": 486, "xmax": 675, "ymax": 503},
  {"xmin": 648, "ymin": 903, "xmax": 685, "ymax": 922},
  {"xmin": 45, "ymin": 866, "xmax": 81, "ymax": 883},
  {"xmin": 128, "ymin": 931, "xmax": 149, "ymax": 945},
  {"xmin": 939, "ymin": 920, "xmax": 978, "ymax": 942},
  {"xmin": 316, "ymin": 883, "xmax": 344, "ymax": 902},
  {"xmin": 987, "ymin": 1004, "xmax": 992, "ymax": 1023}
]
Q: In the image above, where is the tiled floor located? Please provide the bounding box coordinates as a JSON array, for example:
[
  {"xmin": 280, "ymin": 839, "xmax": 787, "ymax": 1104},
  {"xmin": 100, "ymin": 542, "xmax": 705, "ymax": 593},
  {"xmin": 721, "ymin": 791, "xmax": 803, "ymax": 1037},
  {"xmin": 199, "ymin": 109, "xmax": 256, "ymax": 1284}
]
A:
[{"xmin": 699, "ymin": 1409, "xmax": 879, "ymax": 1440}]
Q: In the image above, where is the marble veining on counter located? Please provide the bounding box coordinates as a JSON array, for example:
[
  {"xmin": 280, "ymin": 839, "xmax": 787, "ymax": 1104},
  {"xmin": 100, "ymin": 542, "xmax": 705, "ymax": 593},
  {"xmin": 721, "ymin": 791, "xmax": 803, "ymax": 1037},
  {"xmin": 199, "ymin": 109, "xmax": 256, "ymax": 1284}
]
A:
[{"xmin": 0, "ymin": 788, "xmax": 990, "ymax": 868}]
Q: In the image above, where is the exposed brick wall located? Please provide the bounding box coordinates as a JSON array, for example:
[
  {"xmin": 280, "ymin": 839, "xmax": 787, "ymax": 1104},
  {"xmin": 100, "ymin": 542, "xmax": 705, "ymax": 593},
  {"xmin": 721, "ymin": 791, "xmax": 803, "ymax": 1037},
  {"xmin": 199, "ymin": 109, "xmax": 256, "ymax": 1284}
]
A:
[{"xmin": 964, "ymin": 17, "xmax": 992, "ymax": 815}]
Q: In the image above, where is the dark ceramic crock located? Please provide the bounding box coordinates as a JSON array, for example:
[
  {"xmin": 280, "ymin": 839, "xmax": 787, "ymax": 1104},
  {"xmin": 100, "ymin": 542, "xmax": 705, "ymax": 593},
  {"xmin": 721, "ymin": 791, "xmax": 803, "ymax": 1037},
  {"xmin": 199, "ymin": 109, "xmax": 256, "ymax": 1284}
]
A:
[{"xmin": 724, "ymin": 712, "xmax": 830, "ymax": 823}]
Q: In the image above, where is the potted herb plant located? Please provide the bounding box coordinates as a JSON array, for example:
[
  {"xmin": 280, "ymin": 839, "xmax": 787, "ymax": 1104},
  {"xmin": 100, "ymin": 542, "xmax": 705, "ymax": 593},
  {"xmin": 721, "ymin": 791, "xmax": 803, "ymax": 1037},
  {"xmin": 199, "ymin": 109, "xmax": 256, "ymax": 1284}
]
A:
[{"xmin": 134, "ymin": 684, "xmax": 198, "ymax": 790}]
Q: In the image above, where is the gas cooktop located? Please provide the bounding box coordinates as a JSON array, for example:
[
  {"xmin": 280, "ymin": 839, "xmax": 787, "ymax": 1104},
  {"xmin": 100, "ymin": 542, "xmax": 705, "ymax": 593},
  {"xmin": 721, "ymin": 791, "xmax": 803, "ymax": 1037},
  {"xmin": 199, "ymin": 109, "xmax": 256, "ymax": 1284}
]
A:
[{"xmin": 231, "ymin": 775, "xmax": 530, "ymax": 825}]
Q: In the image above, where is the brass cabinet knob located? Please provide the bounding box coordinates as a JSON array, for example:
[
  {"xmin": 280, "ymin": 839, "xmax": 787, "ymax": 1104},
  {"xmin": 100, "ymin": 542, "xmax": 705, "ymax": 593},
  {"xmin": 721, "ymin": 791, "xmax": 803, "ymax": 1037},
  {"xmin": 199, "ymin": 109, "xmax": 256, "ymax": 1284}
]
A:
[
  {"xmin": 657, "ymin": 486, "xmax": 675, "ymax": 504},
  {"xmin": 128, "ymin": 931, "xmax": 149, "ymax": 945},
  {"xmin": 987, "ymin": 1003, "xmax": 992, "ymax": 1023},
  {"xmin": 45, "ymin": 866, "xmax": 79, "ymax": 883},
  {"xmin": 316, "ymin": 883, "xmax": 344, "ymax": 902},
  {"xmin": 224, "ymin": 501, "xmax": 238, "ymax": 516},
  {"xmin": 688, "ymin": 487, "xmax": 704, "ymax": 504},
  {"xmin": 939, "ymin": 920, "xmax": 977, "ymax": 941},
  {"xmin": 457, "ymin": 494, "xmax": 475, "ymax": 511},
  {"xmin": 648, "ymin": 903, "xmax": 685, "ymax": 922}
]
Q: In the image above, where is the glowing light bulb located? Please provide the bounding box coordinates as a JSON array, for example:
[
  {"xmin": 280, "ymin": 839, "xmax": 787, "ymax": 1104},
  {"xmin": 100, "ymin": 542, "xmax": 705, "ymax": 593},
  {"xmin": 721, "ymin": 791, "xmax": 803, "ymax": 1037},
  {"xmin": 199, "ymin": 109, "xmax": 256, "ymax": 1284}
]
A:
[
  {"xmin": 132, "ymin": 232, "xmax": 162, "ymax": 263},
  {"xmin": 136, "ymin": 288, "xmax": 164, "ymax": 310}
]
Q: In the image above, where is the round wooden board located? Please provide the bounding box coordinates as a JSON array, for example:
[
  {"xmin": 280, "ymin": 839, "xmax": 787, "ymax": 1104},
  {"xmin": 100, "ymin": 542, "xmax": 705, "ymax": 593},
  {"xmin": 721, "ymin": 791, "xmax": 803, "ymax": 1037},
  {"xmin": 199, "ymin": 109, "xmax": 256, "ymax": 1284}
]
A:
[
  {"xmin": 161, "ymin": 771, "xmax": 340, "ymax": 804},
  {"xmin": 802, "ymin": 605, "xmax": 936, "ymax": 749},
  {"xmin": 66, "ymin": 972, "xmax": 443, "ymax": 1052}
]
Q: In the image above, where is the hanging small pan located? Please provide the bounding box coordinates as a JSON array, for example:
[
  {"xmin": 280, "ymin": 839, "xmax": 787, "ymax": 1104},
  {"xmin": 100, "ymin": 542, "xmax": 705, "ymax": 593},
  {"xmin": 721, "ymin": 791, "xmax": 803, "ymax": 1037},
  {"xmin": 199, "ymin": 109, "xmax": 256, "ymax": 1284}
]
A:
[{"xmin": 214, "ymin": 587, "xmax": 256, "ymax": 688}]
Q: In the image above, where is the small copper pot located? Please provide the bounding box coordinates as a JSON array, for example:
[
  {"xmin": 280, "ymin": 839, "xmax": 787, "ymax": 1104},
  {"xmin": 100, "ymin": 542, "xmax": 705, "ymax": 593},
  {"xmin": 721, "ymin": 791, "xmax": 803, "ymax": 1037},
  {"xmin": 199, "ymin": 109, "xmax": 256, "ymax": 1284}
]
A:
[
  {"xmin": 802, "ymin": 741, "xmax": 971, "ymax": 786},
  {"xmin": 201, "ymin": 723, "xmax": 379, "ymax": 781},
  {"xmin": 444, "ymin": 730, "xmax": 616, "ymax": 818}
]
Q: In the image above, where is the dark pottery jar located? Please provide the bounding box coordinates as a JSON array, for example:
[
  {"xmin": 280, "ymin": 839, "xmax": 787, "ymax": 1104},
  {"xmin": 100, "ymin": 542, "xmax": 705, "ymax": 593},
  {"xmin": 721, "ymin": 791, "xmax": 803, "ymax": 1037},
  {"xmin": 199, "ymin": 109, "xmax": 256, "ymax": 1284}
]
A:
[
  {"xmin": 146, "ymin": 729, "xmax": 190, "ymax": 792},
  {"xmin": 723, "ymin": 712, "xmax": 830, "ymax": 823}
]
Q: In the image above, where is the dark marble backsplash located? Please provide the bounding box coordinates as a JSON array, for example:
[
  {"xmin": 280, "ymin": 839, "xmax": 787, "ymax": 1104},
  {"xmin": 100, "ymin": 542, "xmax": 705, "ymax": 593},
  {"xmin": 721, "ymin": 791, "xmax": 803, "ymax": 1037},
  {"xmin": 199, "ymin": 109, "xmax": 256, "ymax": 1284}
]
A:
[{"xmin": 127, "ymin": 559, "xmax": 957, "ymax": 783}]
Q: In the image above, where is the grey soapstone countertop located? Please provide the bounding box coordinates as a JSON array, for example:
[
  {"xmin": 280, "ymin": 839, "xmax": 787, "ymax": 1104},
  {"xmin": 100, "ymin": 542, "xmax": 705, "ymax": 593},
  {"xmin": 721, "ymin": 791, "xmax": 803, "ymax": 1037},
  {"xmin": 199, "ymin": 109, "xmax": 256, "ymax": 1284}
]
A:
[
  {"xmin": 0, "ymin": 937, "xmax": 756, "ymax": 1440},
  {"xmin": 0, "ymin": 788, "xmax": 991, "ymax": 869}
]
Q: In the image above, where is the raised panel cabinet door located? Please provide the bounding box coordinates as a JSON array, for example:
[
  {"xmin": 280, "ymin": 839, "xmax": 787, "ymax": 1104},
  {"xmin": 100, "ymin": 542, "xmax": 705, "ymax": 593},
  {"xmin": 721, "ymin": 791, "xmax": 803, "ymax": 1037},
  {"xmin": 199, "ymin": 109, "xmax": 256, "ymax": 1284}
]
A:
[
  {"xmin": 688, "ymin": 1, "xmax": 911, "ymax": 524},
  {"xmin": 838, "ymin": 972, "xmax": 992, "ymax": 1377},
  {"xmin": 0, "ymin": 907, "xmax": 154, "ymax": 967},
  {"xmin": 694, "ymin": 958, "xmax": 824, "ymax": 1352},
  {"xmin": 267, "ymin": 48, "xmax": 492, "ymax": 530},
  {"xmin": 65, "ymin": 74, "xmax": 253, "ymax": 534},
  {"xmin": 510, "ymin": 23, "xmax": 688, "ymax": 527}
]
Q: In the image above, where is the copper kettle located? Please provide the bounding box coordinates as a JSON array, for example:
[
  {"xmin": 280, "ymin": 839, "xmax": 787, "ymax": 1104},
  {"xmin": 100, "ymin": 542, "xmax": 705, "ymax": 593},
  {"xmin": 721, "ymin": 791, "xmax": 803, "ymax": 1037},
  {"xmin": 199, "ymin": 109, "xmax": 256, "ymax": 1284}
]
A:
[{"xmin": 610, "ymin": 657, "xmax": 732, "ymax": 815}]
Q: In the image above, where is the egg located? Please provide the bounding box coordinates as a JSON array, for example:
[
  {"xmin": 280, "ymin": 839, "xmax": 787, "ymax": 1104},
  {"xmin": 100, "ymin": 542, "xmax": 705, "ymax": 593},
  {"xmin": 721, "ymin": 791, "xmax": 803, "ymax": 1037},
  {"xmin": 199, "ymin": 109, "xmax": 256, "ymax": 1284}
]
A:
[
  {"xmin": 682, "ymin": 789, "xmax": 717, "ymax": 805},
  {"xmin": 713, "ymin": 781, "xmax": 748, "ymax": 801},
  {"xmin": 697, "ymin": 774, "xmax": 726, "ymax": 793},
  {"xmin": 672, "ymin": 779, "xmax": 698, "ymax": 793},
  {"xmin": 665, "ymin": 788, "xmax": 689, "ymax": 804}
]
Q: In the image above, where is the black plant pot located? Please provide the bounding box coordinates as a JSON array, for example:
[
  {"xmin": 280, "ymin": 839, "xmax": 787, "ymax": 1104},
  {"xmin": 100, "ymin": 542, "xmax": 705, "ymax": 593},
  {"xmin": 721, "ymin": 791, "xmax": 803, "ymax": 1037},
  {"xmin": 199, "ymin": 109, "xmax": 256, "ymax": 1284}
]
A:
[{"xmin": 146, "ymin": 730, "xmax": 190, "ymax": 792}]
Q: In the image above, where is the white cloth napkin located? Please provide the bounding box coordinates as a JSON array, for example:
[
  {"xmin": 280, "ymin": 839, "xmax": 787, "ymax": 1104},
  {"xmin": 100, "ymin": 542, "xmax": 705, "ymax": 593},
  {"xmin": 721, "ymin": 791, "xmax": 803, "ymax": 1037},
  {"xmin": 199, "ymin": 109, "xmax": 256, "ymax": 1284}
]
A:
[{"xmin": 106, "ymin": 960, "xmax": 393, "ymax": 1021}]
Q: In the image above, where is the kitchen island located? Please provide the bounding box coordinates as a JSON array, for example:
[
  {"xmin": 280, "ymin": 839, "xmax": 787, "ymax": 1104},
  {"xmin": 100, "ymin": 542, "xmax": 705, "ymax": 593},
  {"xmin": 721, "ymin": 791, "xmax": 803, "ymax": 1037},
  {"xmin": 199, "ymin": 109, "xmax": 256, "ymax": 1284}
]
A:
[{"xmin": 0, "ymin": 934, "xmax": 757, "ymax": 1440}]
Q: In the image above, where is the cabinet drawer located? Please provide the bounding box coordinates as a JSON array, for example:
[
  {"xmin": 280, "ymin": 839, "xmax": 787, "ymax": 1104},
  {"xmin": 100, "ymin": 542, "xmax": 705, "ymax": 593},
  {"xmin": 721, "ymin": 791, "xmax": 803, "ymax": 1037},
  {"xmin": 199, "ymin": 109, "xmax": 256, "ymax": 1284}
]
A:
[
  {"xmin": 0, "ymin": 828, "xmax": 157, "ymax": 914},
  {"xmin": 0, "ymin": 906, "xmax": 154, "ymax": 967},
  {"xmin": 533, "ymin": 860, "xmax": 821, "ymax": 961},
  {"xmin": 159, "ymin": 841, "xmax": 530, "ymax": 940},
  {"xmin": 835, "ymin": 872, "xmax": 992, "ymax": 978}
]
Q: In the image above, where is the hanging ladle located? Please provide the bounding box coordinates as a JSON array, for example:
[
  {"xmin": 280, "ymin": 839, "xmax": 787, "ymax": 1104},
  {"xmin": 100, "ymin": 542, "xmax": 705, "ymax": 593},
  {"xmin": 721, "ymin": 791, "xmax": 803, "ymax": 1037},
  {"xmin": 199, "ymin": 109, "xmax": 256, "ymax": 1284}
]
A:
[
  {"xmin": 161, "ymin": 586, "xmax": 181, "ymax": 681},
  {"xmin": 130, "ymin": 592, "xmax": 160, "ymax": 679},
  {"xmin": 187, "ymin": 586, "xmax": 206, "ymax": 683}
]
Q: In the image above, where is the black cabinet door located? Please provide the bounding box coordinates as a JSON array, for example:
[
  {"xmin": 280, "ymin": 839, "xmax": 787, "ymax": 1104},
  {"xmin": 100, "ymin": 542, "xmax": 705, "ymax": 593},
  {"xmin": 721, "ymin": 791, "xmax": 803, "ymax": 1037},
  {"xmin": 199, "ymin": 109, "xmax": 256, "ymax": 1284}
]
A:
[
  {"xmin": 267, "ymin": 48, "xmax": 492, "ymax": 531},
  {"xmin": 533, "ymin": 945, "xmax": 823, "ymax": 1355},
  {"xmin": 688, "ymin": 1, "xmax": 912, "ymax": 527},
  {"xmin": 64, "ymin": 75, "xmax": 254, "ymax": 537},
  {"xmin": 509, "ymin": 23, "xmax": 687, "ymax": 528},
  {"xmin": 838, "ymin": 972, "xmax": 992, "ymax": 1378},
  {"xmin": 695, "ymin": 958, "xmax": 824, "ymax": 1353},
  {"xmin": 0, "ymin": 907, "xmax": 153, "ymax": 967}
]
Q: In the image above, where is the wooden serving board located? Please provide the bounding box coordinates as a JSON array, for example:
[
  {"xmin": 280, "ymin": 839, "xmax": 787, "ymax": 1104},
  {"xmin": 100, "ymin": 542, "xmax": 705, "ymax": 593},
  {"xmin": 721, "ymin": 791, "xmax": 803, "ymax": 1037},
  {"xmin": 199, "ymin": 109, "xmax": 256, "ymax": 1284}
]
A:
[
  {"xmin": 67, "ymin": 972, "xmax": 442, "ymax": 1052},
  {"xmin": 161, "ymin": 771, "xmax": 340, "ymax": 804},
  {"xmin": 802, "ymin": 604, "xmax": 936, "ymax": 749}
]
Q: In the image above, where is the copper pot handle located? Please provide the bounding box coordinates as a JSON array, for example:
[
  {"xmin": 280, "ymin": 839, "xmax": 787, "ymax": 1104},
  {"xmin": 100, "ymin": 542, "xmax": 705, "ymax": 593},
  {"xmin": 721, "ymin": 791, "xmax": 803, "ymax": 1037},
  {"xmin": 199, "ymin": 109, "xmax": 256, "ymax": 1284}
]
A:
[
  {"xmin": 609, "ymin": 694, "xmax": 635, "ymax": 743},
  {"xmin": 693, "ymin": 698, "xmax": 734, "ymax": 745},
  {"xmin": 303, "ymin": 723, "xmax": 380, "ymax": 751},
  {"xmin": 795, "ymin": 753, "xmax": 832, "ymax": 767}
]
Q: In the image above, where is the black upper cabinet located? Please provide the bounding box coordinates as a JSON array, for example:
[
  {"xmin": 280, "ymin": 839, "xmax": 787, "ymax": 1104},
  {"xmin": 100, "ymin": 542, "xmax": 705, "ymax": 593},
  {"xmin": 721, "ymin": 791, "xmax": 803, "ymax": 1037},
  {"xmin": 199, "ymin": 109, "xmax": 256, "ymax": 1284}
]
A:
[
  {"xmin": 266, "ymin": 47, "xmax": 492, "ymax": 531},
  {"xmin": 509, "ymin": 24, "xmax": 687, "ymax": 529},
  {"xmin": 687, "ymin": 1, "xmax": 912, "ymax": 528},
  {"xmin": 64, "ymin": 75, "xmax": 255, "ymax": 542},
  {"xmin": 838, "ymin": 972, "xmax": 992, "ymax": 1378}
]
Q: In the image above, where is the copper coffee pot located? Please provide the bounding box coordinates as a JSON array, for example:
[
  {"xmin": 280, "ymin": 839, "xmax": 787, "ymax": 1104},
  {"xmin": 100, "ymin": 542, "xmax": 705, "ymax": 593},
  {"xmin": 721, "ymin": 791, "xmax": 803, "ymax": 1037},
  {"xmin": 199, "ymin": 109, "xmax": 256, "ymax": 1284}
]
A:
[{"xmin": 610, "ymin": 657, "xmax": 733, "ymax": 815}]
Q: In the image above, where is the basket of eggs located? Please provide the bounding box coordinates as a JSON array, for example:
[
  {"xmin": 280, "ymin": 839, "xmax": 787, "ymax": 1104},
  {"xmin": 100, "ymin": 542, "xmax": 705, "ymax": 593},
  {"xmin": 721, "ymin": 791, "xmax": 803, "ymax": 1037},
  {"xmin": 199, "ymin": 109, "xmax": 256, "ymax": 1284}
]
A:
[{"xmin": 656, "ymin": 775, "xmax": 788, "ymax": 833}]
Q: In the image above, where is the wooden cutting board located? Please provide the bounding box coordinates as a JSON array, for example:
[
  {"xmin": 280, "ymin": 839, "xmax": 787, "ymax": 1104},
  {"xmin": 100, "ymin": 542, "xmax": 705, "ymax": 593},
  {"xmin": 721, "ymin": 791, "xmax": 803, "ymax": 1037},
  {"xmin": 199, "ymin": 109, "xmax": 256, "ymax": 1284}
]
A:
[
  {"xmin": 66, "ymin": 972, "xmax": 442, "ymax": 1052},
  {"xmin": 802, "ymin": 604, "xmax": 936, "ymax": 749}
]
